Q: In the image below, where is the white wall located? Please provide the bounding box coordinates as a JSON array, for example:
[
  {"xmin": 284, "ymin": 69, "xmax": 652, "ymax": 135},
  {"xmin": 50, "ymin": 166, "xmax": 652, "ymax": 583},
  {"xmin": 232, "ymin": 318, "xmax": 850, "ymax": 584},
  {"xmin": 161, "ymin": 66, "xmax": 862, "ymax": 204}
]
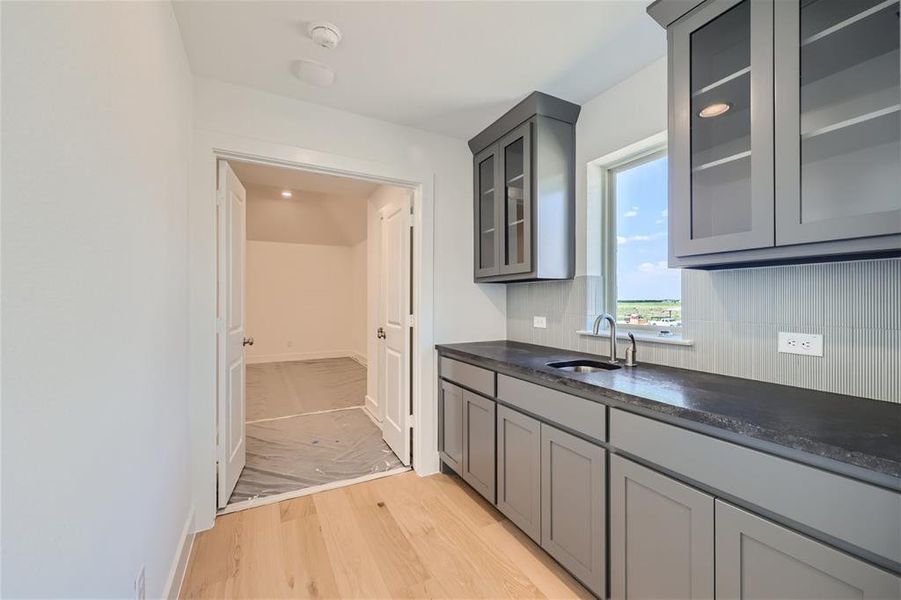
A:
[
  {"xmin": 244, "ymin": 185, "xmax": 367, "ymax": 363},
  {"xmin": 245, "ymin": 241, "xmax": 360, "ymax": 363},
  {"xmin": 189, "ymin": 79, "xmax": 507, "ymax": 528},
  {"xmin": 576, "ymin": 57, "xmax": 668, "ymax": 277},
  {"xmin": 350, "ymin": 240, "xmax": 368, "ymax": 361},
  {"xmin": 1, "ymin": 2, "xmax": 194, "ymax": 598},
  {"xmin": 194, "ymin": 78, "xmax": 507, "ymax": 344}
]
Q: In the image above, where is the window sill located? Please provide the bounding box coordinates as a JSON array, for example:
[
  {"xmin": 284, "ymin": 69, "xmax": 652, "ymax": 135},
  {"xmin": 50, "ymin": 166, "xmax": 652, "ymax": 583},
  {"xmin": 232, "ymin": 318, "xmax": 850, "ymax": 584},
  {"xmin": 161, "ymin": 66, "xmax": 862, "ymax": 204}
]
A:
[{"xmin": 576, "ymin": 330, "xmax": 694, "ymax": 347}]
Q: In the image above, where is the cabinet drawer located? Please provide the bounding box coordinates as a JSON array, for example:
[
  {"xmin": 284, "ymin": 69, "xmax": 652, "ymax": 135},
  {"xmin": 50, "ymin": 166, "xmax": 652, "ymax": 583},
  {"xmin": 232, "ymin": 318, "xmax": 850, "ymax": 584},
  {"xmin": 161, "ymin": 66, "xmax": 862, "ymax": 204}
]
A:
[
  {"xmin": 610, "ymin": 408, "xmax": 901, "ymax": 567},
  {"xmin": 497, "ymin": 374, "xmax": 606, "ymax": 443},
  {"xmin": 439, "ymin": 357, "xmax": 495, "ymax": 397}
]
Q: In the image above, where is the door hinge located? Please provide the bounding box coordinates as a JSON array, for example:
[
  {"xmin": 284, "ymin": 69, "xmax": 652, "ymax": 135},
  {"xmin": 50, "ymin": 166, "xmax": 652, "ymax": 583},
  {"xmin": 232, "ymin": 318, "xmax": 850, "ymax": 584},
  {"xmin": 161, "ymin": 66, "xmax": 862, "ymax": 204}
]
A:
[
  {"xmin": 216, "ymin": 318, "xmax": 226, "ymax": 334},
  {"xmin": 406, "ymin": 414, "xmax": 414, "ymax": 429},
  {"xmin": 407, "ymin": 314, "xmax": 415, "ymax": 327}
]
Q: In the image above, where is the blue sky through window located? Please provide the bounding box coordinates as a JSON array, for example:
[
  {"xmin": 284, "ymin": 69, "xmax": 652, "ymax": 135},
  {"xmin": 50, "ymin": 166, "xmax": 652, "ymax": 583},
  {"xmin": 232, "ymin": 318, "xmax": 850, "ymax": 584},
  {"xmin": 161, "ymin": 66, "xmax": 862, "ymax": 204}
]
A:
[{"xmin": 614, "ymin": 155, "xmax": 680, "ymax": 302}]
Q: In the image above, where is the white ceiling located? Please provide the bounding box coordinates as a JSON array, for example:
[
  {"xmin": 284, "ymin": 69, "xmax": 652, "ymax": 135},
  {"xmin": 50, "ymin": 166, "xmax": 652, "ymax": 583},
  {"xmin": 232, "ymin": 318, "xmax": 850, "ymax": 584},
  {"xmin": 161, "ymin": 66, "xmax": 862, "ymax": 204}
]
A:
[
  {"xmin": 244, "ymin": 183, "xmax": 368, "ymax": 246},
  {"xmin": 229, "ymin": 160, "xmax": 381, "ymax": 196},
  {"xmin": 173, "ymin": 1, "xmax": 666, "ymax": 139},
  {"xmin": 230, "ymin": 160, "xmax": 376, "ymax": 245}
]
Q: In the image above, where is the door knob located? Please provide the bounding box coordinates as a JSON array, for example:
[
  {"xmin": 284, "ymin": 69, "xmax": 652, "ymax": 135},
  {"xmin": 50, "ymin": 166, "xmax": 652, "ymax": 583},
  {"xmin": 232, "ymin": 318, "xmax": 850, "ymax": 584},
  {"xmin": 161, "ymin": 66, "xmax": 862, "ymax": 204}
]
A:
[
  {"xmin": 243, "ymin": 336, "xmax": 254, "ymax": 347},
  {"xmin": 376, "ymin": 327, "xmax": 386, "ymax": 339}
]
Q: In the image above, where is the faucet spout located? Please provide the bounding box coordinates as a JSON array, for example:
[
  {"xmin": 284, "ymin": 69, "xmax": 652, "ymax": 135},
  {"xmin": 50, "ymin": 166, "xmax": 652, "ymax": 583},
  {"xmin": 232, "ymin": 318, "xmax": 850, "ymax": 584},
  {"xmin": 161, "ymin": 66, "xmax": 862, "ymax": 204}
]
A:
[{"xmin": 592, "ymin": 313, "xmax": 618, "ymax": 364}]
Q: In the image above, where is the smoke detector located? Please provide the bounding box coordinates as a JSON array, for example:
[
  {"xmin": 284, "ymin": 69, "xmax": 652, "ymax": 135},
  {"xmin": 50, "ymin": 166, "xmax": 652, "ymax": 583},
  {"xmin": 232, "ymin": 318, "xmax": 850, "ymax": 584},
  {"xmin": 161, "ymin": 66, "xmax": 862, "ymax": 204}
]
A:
[{"xmin": 307, "ymin": 21, "xmax": 342, "ymax": 49}]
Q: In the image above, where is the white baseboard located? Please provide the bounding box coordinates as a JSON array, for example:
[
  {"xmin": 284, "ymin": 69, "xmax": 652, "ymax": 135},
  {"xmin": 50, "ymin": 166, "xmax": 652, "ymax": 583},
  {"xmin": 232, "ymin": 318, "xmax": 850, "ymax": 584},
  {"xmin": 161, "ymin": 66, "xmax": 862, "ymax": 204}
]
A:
[
  {"xmin": 364, "ymin": 395, "xmax": 380, "ymax": 422},
  {"xmin": 349, "ymin": 352, "xmax": 367, "ymax": 367},
  {"xmin": 163, "ymin": 507, "xmax": 196, "ymax": 600},
  {"xmin": 246, "ymin": 350, "xmax": 360, "ymax": 365}
]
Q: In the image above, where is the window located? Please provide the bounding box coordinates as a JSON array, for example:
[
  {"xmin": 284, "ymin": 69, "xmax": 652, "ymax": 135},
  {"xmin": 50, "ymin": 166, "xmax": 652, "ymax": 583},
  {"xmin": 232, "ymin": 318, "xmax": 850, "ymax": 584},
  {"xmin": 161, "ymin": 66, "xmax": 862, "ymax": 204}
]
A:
[{"xmin": 606, "ymin": 150, "xmax": 681, "ymax": 331}]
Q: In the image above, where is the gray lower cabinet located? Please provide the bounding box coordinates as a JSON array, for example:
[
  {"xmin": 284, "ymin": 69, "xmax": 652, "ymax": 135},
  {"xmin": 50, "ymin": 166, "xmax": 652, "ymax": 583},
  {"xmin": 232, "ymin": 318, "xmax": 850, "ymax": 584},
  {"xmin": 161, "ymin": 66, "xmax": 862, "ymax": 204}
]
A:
[
  {"xmin": 610, "ymin": 455, "xmax": 714, "ymax": 600},
  {"xmin": 438, "ymin": 380, "xmax": 464, "ymax": 474},
  {"xmin": 715, "ymin": 500, "xmax": 901, "ymax": 600},
  {"xmin": 461, "ymin": 390, "xmax": 496, "ymax": 503},
  {"xmin": 496, "ymin": 405, "xmax": 541, "ymax": 543},
  {"xmin": 540, "ymin": 423, "xmax": 606, "ymax": 597}
]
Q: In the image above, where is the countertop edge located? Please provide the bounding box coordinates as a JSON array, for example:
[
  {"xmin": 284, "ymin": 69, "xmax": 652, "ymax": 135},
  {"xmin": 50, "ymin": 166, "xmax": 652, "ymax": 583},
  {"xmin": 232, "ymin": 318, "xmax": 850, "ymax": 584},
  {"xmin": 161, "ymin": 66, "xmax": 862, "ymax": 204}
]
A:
[{"xmin": 436, "ymin": 344, "xmax": 901, "ymax": 492}]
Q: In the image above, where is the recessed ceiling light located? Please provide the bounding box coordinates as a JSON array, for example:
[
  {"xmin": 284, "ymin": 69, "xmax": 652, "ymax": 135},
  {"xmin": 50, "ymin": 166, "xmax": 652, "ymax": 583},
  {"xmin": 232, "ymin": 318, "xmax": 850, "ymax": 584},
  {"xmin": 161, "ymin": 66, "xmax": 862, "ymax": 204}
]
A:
[
  {"xmin": 281, "ymin": 190, "xmax": 293, "ymax": 198},
  {"xmin": 293, "ymin": 59, "xmax": 335, "ymax": 87},
  {"xmin": 698, "ymin": 102, "xmax": 732, "ymax": 118}
]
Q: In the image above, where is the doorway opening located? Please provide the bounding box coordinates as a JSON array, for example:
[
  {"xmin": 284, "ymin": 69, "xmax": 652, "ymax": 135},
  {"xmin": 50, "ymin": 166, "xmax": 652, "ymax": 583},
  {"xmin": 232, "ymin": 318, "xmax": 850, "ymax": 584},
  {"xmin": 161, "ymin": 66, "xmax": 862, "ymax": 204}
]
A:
[{"xmin": 217, "ymin": 159, "xmax": 415, "ymax": 513}]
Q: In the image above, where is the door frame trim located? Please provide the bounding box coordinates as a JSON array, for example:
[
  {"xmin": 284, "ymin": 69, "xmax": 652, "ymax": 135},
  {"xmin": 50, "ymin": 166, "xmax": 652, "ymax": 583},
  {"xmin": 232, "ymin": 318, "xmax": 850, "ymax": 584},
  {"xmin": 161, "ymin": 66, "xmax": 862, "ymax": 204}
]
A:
[{"xmin": 189, "ymin": 129, "xmax": 437, "ymax": 531}]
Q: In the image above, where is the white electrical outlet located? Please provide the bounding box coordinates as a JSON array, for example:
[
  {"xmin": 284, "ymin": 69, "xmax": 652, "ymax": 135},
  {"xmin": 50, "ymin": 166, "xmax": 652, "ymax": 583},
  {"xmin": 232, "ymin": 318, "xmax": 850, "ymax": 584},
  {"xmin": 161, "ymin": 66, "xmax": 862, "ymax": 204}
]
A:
[
  {"xmin": 533, "ymin": 316, "xmax": 547, "ymax": 329},
  {"xmin": 135, "ymin": 566, "xmax": 146, "ymax": 600},
  {"xmin": 778, "ymin": 332, "xmax": 823, "ymax": 357}
]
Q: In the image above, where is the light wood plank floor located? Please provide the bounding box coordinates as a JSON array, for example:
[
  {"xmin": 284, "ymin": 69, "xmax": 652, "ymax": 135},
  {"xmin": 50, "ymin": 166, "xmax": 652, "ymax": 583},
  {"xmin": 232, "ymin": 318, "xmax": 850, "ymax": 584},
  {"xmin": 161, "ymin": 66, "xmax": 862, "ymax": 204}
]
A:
[{"xmin": 182, "ymin": 471, "xmax": 592, "ymax": 599}]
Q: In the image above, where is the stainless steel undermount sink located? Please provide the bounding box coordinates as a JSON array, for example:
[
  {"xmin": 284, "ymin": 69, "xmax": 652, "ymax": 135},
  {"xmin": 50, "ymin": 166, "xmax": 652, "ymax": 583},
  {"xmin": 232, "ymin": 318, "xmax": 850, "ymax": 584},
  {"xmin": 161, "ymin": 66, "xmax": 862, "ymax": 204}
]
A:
[{"xmin": 546, "ymin": 359, "xmax": 622, "ymax": 373}]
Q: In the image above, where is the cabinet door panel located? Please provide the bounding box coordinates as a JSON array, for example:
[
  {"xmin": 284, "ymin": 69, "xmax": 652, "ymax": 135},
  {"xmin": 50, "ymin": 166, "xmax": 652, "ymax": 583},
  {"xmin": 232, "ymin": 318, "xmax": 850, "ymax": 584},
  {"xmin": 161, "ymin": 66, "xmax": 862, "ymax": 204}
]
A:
[
  {"xmin": 541, "ymin": 424, "xmax": 605, "ymax": 596},
  {"xmin": 670, "ymin": 0, "xmax": 774, "ymax": 257},
  {"xmin": 498, "ymin": 122, "xmax": 532, "ymax": 275},
  {"xmin": 775, "ymin": 0, "xmax": 901, "ymax": 245},
  {"xmin": 715, "ymin": 500, "xmax": 901, "ymax": 599},
  {"xmin": 496, "ymin": 405, "xmax": 541, "ymax": 543},
  {"xmin": 462, "ymin": 390, "xmax": 496, "ymax": 503},
  {"xmin": 611, "ymin": 455, "xmax": 714, "ymax": 600},
  {"xmin": 474, "ymin": 145, "xmax": 500, "ymax": 278},
  {"xmin": 438, "ymin": 381, "xmax": 464, "ymax": 474}
]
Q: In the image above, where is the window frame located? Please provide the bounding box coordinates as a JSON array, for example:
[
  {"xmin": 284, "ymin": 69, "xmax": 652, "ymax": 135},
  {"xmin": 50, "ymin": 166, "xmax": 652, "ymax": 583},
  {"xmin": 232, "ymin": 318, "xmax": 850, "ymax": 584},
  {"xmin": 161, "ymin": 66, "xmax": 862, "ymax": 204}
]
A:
[{"xmin": 601, "ymin": 144, "xmax": 681, "ymax": 335}]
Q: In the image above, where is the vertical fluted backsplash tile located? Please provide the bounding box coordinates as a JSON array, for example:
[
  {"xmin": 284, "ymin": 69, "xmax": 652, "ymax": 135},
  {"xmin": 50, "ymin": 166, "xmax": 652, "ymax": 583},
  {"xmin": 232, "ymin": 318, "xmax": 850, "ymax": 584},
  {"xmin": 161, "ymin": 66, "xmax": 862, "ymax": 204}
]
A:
[
  {"xmin": 824, "ymin": 259, "xmax": 901, "ymax": 330},
  {"xmin": 774, "ymin": 263, "xmax": 826, "ymax": 327},
  {"xmin": 505, "ymin": 258, "xmax": 900, "ymax": 403}
]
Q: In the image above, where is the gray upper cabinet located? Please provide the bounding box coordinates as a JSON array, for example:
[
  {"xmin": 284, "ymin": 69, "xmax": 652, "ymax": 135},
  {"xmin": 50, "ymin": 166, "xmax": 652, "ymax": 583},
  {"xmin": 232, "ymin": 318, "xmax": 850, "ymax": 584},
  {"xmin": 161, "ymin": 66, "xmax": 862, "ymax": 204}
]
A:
[
  {"xmin": 496, "ymin": 405, "xmax": 541, "ymax": 544},
  {"xmin": 438, "ymin": 380, "xmax": 464, "ymax": 475},
  {"xmin": 715, "ymin": 500, "xmax": 901, "ymax": 599},
  {"xmin": 469, "ymin": 92, "xmax": 579, "ymax": 283},
  {"xmin": 774, "ymin": 0, "xmax": 901, "ymax": 246},
  {"xmin": 540, "ymin": 423, "xmax": 606, "ymax": 597},
  {"xmin": 498, "ymin": 123, "xmax": 533, "ymax": 276},
  {"xmin": 474, "ymin": 145, "xmax": 500, "ymax": 278},
  {"xmin": 461, "ymin": 389, "xmax": 496, "ymax": 503},
  {"xmin": 654, "ymin": 0, "xmax": 901, "ymax": 268},
  {"xmin": 670, "ymin": 0, "xmax": 774, "ymax": 258},
  {"xmin": 610, "ymin": 455, "xmax": 715, "ymax": 600}
]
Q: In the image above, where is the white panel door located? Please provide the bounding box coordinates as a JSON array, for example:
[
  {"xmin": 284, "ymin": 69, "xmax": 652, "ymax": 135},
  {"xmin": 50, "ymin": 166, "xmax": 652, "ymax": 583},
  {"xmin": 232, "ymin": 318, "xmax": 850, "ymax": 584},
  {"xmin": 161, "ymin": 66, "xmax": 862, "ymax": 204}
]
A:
[
  {"xmin": 217, "ymin": 160, "xmax": 247, "ymax": 507},
  {"xmin": 378, "ymin": 195, "xmax": 412, "ymax": 465}
]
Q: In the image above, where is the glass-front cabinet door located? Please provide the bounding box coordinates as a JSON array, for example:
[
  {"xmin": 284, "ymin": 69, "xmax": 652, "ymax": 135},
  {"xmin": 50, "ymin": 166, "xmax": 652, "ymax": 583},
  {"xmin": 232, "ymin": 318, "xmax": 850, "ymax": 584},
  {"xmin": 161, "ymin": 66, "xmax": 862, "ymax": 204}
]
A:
[
  {"xmin": 775, "ymin": 0, "xmax": 901, "ymax": 245},
  {"xmin": 670, "ymin": 0, "xmax": 774, "ymax": 257},
  {"xmin": 474, "ymin": 146, "xmax": 500, "ymax": 278},
  {"xmin": 499, "ymin": 122, "xmax": 532, "ymax": 274}
]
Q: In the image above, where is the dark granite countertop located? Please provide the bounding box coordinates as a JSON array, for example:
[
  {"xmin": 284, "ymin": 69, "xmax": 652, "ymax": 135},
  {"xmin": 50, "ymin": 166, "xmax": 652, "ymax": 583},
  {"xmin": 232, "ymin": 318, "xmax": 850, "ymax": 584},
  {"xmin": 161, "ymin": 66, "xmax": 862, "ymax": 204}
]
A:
[{"xmin": 436, "ymin": 340, "xmax": 901, "ymax": 491}]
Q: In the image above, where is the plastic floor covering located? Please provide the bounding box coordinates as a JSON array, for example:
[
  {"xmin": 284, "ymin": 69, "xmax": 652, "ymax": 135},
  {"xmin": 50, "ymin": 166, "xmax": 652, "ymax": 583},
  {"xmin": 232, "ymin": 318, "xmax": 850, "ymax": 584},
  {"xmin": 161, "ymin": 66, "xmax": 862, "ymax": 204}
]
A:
[
  {"xmin": 245, "ymin": 358, "xmax": 366, "ymax": 422},
  {"xmin": 228, "ymin": 407, "xmax": 402, "ymax": 505}
]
